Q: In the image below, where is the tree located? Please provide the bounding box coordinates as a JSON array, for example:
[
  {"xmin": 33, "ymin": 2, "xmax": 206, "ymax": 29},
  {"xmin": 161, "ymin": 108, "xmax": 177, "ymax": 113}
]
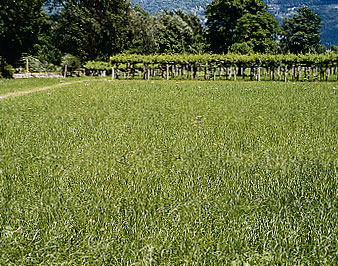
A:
[
  {"xmin": 0, "ymin": 56, "xmax": 13, "ymax": 78},
  {"xmin": 61, "ymin": 53, "xmax": 81, "ymax": 75},
  {"xmin": 232, "ymin": 10, "xmax": 279, "ymax": 53},
  {"xmin": 31, "ymin": 12, "xmax": 62, "ymax": 66},
  {"xmin": 331, "ymin": 45, "xmax": 338, "ymax": 54},
  {"xmin": 127, "ymin": 5, "xmax": 157, "ymax": 54},
  {"xmin": 205, "ymin": 0, "xmax": 279, "ymax": 54},
  {"xmin": 52, "ymin": 0, "xmax": 132, "ymax": 61},
  {"xmin": 154, "ymin": 10, "xmax": 205, "ymax": 54},
  {"xmin": 280, "ymin": 8, "xmax": 322, "ymax": 54},
  {"xmin": 0, "ymin": 0, "xmax": 47, "ymax": 65}
]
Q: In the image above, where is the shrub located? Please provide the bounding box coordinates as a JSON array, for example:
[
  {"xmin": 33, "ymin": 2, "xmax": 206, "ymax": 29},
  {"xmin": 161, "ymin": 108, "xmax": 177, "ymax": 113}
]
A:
[
  {"xmin": 61, "ymin": 54, "xmax": 81, "ymax": 75},
  {"xmin": 21, "ymin": 55, "xmax": 59, "ymax": 73},
  {"xmin": 0, "ymin": 57, "xmax": 13, "ymax": 78}
]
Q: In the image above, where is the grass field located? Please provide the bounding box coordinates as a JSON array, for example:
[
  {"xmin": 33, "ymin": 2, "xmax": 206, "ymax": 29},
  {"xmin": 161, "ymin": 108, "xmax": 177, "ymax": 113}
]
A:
[
  {"xmin": 0, "ymin": 79, "xmax": 337, "ymax": 264},
  {"xmin": 0, "ymin": 77, "xmax": 104, "ymax": 95}
]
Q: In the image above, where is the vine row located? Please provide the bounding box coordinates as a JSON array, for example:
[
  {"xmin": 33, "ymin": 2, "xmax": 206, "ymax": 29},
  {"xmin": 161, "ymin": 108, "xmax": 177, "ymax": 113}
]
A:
[{"xmin": 109, "ymin": 53, "xmax": 338, "ymax": 81}]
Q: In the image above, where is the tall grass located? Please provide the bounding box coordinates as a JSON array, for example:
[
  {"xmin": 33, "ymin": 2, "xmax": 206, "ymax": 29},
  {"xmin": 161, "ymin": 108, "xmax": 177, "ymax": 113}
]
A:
[{"xmin": 1, "ymin": 80, "xmax": 337, "ymax": 264}]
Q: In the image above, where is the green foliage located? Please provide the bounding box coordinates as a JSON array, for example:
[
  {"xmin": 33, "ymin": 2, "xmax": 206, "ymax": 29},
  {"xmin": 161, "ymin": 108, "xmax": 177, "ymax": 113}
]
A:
[
  {"xmin": 130, "ymin": 0, "xmax": 338, "ymax": 47},
  {"xmin": 280, "ymin": 8, "xmax": 322, "ymax": 54},
  {"xmin": 31, "ymin": 14, "xmax": 63, "ymax": 66},
  {"xmin": 109, "ymin": 53, "xmax": 338, "ymax": 82},
  {"xmin": 1, "ymin": 79, "xmax": 337, "ymax": 264},
  {"xmin": 127, "ymin": 8, "xmax": 206, "ymax": 54},
  {"xmin": 265, "ymin": 0, "xmax": 338, "ymax": 48},
  {"xmin": 128, "ymin": 5, "xmax": 158, "ymax": 54},
  {"xmin": 53, "ymin": 0, "xmax": 132, "ymax": 61},
  {"xmin": 0, "ymin": 0, "xmax": 47, "ymax": 65},
  {"xmin": 61, "ymin": 54, "xmax": 81, "ymax": 73},
  {"xmin": 205, "ymin": 0, "xmax": 279, "ymax": 54},
  {"xmin": 230, "ymin": 42, "xmax": 254, "ymax": 55},
  {"xmin": 21, "ymin": 55, "xmax": 59, "ymax": 73},
  {"xmin": 154, "ymin": 10, "xmax": 206, "ymax": 54},
  {"xmin": 0, "ymin": 57, "xmax": 13, "ymax": 78},
  {"xmin": 110, "ymin": 53, "xmax": 338, "ymax": 67},
  {"xmin": 84, "ymin": 61, "xmax": 110, "ymax": 71},
  {"xmin": 331, "ymin": 45, "xmax": 338, "ymax": 54}
]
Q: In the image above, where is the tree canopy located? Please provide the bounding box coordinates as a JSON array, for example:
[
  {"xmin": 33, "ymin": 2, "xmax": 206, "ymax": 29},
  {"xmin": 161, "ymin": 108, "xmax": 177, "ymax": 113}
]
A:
[
  {"xmin": 205, "ymin": 0, "xmax": 279, "ymax": 54},
  {"xmin": 154, "ymin": 10, "xmax": 205, "ymax": 54},
  {"xmin": 0, "ymin": 0, "xmax": 331, "ymax": 73},
  {"xmin": 52, "ymin": 0, "xmax": 132, "ymax": 61},
  {"xmin": 280, "ymin": 7, "xmax": 322, "ymax": 54},
  {"xmin": 0, "ymin": 0, "xmax": 47, "ymax": 64}
]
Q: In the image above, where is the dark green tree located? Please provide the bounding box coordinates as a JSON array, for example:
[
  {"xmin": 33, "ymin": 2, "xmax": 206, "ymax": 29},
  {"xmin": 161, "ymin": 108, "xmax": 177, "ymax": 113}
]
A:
[
  {"xmin": 31, "ymin": 13, "xmax": 62, "ymax": 65},
  {"xmin": 205, "ymin": 0, "xmax": 279, "ymax": 54},
  {"xmin": 127, "ymin": 5, "xmax": 157, "ymax": 54},
  {"xmin": 154, "ymin": 10, "xmax": 205, "ymax": 54},
  {"xmin": 52, "ymin": 0, "xmax": 132, "ymax": 61},
  {"xmin": 175, "ymin": 10, "xmax": 206, "ymax": 53},
  {"xmin": 0, "ymin": 0, "xmax": 47, "ymax": 65},
  {"xmin": 331, "ymin": 45, "xmax": 338, "ymax": 54},
  {"xmin": 280, "ymin": 8, "xmax": 322, "ymax": 54}
]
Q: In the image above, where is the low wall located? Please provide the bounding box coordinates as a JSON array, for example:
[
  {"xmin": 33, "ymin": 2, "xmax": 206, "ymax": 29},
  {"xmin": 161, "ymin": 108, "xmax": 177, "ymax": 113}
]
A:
[{"xmin": 13, "ymin": 72, "xmax": 63, "ymax": 79}]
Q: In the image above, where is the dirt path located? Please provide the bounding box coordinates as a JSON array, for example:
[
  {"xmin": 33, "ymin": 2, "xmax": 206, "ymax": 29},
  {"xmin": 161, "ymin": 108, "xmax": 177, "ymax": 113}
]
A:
[{"xmin": 0, "ymin": 79, "xmax": 106, "ymax": 100}]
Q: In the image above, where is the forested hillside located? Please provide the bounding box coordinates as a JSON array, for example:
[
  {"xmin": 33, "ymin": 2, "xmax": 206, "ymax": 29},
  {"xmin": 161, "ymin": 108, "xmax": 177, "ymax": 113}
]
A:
[{"xmin": 131, "ymin": 0, "xmax": 338, "ymax": 45}]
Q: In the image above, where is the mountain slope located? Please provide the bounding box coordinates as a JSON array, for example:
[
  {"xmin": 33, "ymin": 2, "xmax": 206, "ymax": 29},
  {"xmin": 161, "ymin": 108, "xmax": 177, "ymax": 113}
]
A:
[{"xmin": 131, "ymin": 0, "xmax": 338, "ymax": 46}]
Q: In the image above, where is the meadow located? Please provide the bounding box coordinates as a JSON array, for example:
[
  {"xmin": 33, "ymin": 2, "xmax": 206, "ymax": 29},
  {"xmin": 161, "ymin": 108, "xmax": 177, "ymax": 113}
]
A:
[
  {"xmin": 0, "ymin": 77, "xmax": 103, "ymax": 95},
  {"xmin": 0, "ymin": 79, "xmax": 337, "ymax": 264}
]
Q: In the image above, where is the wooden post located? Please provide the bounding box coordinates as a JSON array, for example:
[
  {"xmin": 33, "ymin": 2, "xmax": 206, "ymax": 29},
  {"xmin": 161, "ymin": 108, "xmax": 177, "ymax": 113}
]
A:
[
  {"xmin": 112, "ymin": 67, "xmax": 115, "ymax": 80},
  {"xmin": 284, "ymin": 65, "xmax": 288, "ymax": 82},
  {"xmin": 26, "ymin": 58, "xmax": 29, "ymax": 77},
  {"xmin": 291, "ymin": 65, "xmax": 295, "ymax": 81},
  {"xmin": 312, "ymin": 66, "xmax": 316, "ymax": 81},
  {"xmin": 278, "ymin": 66, "xmax": 281, "ymax": 81},
  {"xmin": 257, "ymin": 66, "xmax": 261, "ymax": 81},
  {"xmin": 64, "ymin": 65, "xmax": 67, "ymax": 78},
  {"xmin": 298, "ymin": 65, "xmax": 302, "ymax": 81},
  {"xmin": 191, "ymin": 64, "xmax": 194, "ymax": 80},
  {"xmin": 127, "ymin": 63, "xmax": 130, "ymax": 79},
  {"xmin": 271, "ymin": 67, "xmax": 275, "ymax": 81},
  {"xmin": 166, "ymin": 64, "xmax": 169, "ymax": 80},
  {"xmin": 132, "ymin": 64, "xmax": 135, "ymax": 79}
]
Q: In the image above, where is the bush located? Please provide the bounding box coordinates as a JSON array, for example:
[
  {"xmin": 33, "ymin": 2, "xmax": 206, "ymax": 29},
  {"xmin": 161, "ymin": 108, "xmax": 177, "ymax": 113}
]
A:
[
  {"xmin": 0, "ymin": 57, "xmax": 14, "ymax": 78},
  {"xmin": 84, "ymin": 61, "xmax": 110, "ymax": 71},
  {"xmin": 331, "ymin": 45, "xmax": 338, "ymax": 54},
  {"xmin": 61, "ymin": 54, "xmax": 81, "ymax": 75},
  {"xmin": 21, "ymin": 55, "xmax": 59, "ymax": 73},
  {"xmin": 230, "ymin": 42, "xmax": 254, "ymax": 55}
]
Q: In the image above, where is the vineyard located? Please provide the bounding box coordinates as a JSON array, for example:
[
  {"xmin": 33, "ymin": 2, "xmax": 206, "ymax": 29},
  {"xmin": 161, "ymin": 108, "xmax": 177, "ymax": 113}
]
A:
[{"xmin": 110, "ymin": 53, "xmax": 338, "ymax": 81}]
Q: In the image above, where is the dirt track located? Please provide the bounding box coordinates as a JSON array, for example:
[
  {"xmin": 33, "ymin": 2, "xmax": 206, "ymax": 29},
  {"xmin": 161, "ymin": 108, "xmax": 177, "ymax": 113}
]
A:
[{"xmin": 0, "ymin": 79, "xmax": 104, "ymax": 100}]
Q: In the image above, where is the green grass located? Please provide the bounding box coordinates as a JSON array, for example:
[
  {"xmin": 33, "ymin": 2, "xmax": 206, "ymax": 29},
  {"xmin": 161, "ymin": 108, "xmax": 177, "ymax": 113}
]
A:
[
  {"xmin": 0, "ymin": 78, "xmax": 64, "ymax": 94},
  {"xmin": 0, "ymin": 76, "xmax": 104, "ymax": 95},
  {"xmin": 1, "ymin": 80, "xmax": 337, "ymax": 264}
]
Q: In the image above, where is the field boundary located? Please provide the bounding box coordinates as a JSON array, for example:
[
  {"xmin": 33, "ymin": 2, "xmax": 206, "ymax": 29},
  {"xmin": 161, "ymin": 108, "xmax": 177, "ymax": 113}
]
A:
[{"xmin": 0, "ymin": 79, "xmax": 105, "ymax": 100}]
